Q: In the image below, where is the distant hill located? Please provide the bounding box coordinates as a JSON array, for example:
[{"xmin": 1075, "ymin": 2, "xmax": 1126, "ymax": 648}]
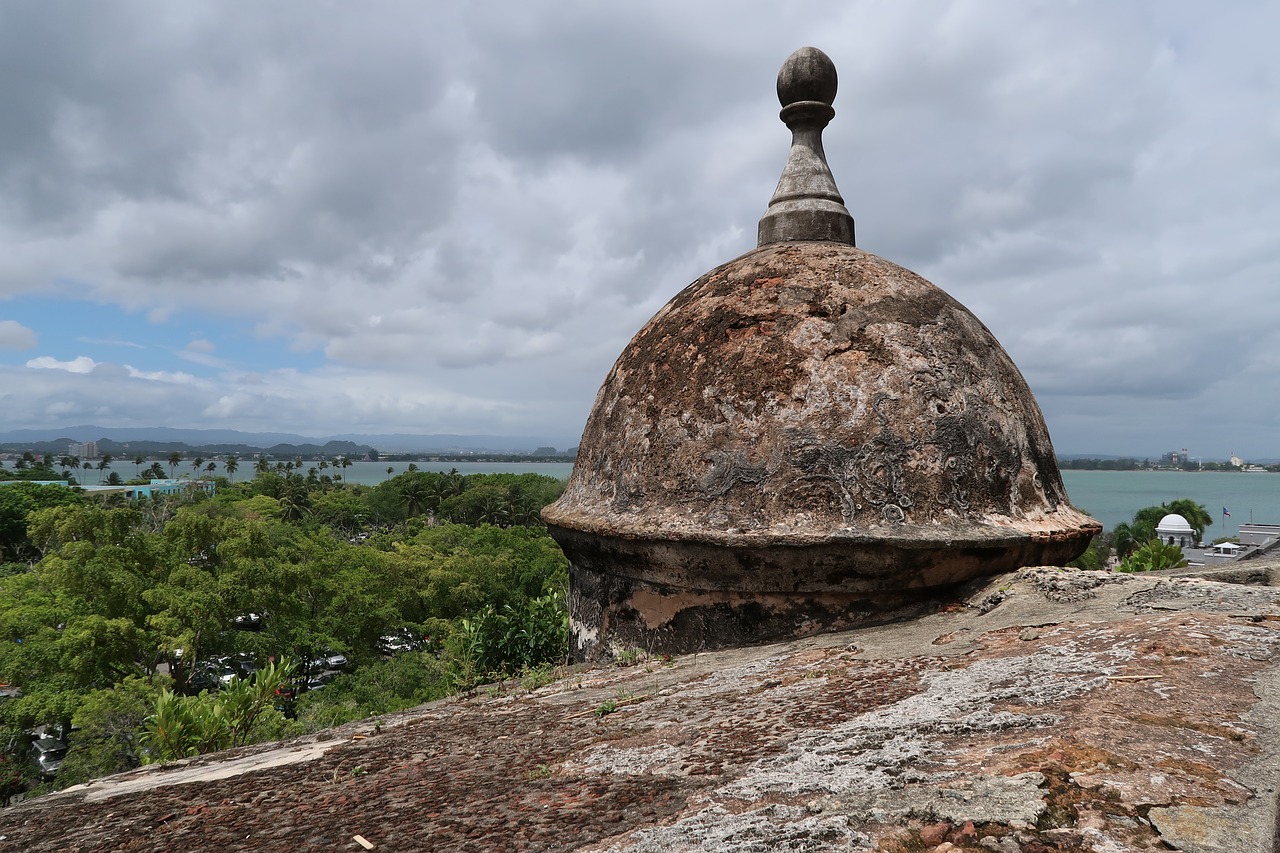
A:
[{"xmin": 0, "ymin": 425, "xmax": 579, "ymax": 454}]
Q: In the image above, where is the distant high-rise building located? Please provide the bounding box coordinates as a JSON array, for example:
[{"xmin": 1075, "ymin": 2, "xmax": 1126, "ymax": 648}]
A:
[{"xmin": 68, "ymin": 441, "xmax": 98, "ymax": 460}]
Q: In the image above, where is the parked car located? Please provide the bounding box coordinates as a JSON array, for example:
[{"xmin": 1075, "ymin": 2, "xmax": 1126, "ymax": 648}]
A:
[
  {"xmin": 377, "ymin": 630, "xmax": 422, "ymax": 655},
  {"xmin": 233, "ymin": 612, "xmax": 264, "ymax": 631},
  {"xmin": 31, "ymin": 737, "xmax": 67, "ymax": 780}
]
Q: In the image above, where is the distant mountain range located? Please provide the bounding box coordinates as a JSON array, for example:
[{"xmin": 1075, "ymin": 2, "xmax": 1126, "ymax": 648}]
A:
[{"xmin": 0, "ymin": 425, "xmax": 579, "ymax": 454}]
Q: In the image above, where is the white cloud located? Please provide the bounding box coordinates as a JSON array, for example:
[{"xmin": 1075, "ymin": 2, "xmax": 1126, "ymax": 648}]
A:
[
  {"xmin": 0, "ymin": 320, "xmax": 36, "ymax": 350},
  {"xmin": 125, "ymin": 366, "xmax": 198, "ymax": 384},
  {"xmin": 26, "ymin": 355, "xmax": 98, "ymax": 373}
]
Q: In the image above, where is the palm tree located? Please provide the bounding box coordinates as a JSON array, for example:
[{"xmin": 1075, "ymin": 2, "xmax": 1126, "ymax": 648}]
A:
[
  {"xmin": 255, "ymin": 457, "xmax": 270, "ymax": 475},
  {"xmin": 97, "ymin": 454, "xmax": 112, "ymax": 485},
  {"xmin": 278, "ymin": 478, "xmax": 310, "ymax": 522},
  {"xmin": 1111, "ymin": 522, "xmax": 1136, "ymax": 559},
  {"xmin": 1165, "ymin": 499, "xmax": 1213, "ymax": 544},
  {"xmin": 401, "ymin": 479, "xmax": 430, "ymax": 518},
  {"xmin": 205, "ymin": 462, "xmax": 217, "ymax": 477},
  {"xmin": 168, "ymin": 453, "xmax": 181, "ymax": 478},
  {"xmin": 134, "ymin": 455, "xmax": 145, "ymax": 478},
  {"xmin": 225, "ymin": 455, "xmax": 239, "ymax": 481},
  {"xmin": 475, "ymin": 489, "xmax": 512, "ymax": 526},
  {"xmin": 192, "ymin": 457, "xmax": 204, "ymax": 478},
  {"xmin": 386, "ymin": 466, "xmax": 394, "ymax": 479}
]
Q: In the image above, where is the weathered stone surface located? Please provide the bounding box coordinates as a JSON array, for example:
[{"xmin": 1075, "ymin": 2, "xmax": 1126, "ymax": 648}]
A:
[
  {"xmin": 543, "ymin": 47, "xmax": 1100, "ymax": 660},
  {"xmin": 6, "ymin": 562, "xmax": 1279, "ymax": 852},
  {"xmin": 544, "ymin": 241, "xmax": 1100, "ymax": 658}
]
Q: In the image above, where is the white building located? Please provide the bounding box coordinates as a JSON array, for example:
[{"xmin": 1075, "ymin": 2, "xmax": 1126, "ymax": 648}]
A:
[{"xmin": 1156, "ymin": 513, "xmax": 1195, "ymax": 548}]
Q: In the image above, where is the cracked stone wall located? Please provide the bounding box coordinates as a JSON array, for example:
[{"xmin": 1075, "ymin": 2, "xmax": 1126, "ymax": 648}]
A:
[{"xmin": 5, "ymin": 563, "xmax": 1279, "ymax": 852}]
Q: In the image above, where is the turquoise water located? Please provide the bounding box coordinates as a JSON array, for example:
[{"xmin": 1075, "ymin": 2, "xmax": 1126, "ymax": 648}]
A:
[
  {"xmin": 1062, "ymin": 470, "xmax": 1280, "ymax": 536},
  {"xmin": 333, "ymin": 460, "xmax": 575, "ymax": 487},
  {"xmin": 261, "ymin": 460, "xmax": 1280, "ymax": 538}
]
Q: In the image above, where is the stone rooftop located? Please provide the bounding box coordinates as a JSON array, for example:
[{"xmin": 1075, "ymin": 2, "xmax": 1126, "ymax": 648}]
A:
[{"xmin": 4, "ymin": 562, "xmax": 1279, "ymax": 852}]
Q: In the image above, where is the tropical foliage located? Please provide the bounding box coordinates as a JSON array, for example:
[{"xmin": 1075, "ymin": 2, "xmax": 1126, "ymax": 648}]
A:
[
  {"xmin": 0, "ymin": 467, "xmax": 568, "ymax": 799},
  {"xmin": 1109, "ymin": 499, "xmax": 1213, "ymax": 559},
  {"xmin": 1118, "ymin": 539, "xmax": 1190, "ymax": 573}
]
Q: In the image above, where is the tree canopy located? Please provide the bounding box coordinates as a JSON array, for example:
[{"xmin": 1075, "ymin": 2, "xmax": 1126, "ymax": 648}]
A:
[{"xmin": 0, "ymin": 469, "xmax": 569, "ymax": 798}]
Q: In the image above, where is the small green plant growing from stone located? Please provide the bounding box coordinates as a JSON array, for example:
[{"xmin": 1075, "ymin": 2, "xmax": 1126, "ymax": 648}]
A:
[
  {"xmin": 525, "ymin": 763, "xmax": 555, "ymax": 780},
  {"xmin": 350, "ymin": 765, "xmax": 368, "ymax": 778},
  {"xmin": 594, "ymin": 699, "xmax": 618, "ymax": 718},
  {"xmin": 520, "ymin": 662, "xmax": 558, "ymax": 692},
  {"xmin": 615, "ymin": 647, "xmax": 644, "ymax": 667}
]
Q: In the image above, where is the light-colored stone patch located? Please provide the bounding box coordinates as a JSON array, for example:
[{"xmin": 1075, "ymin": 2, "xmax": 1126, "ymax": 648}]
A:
[
  {"xmin": 588, "ymin": 803, "xmax": 874, "ymax": 853},
  {"xmin": 720, "ymin": 646, "xmax": 1105, "ymax": 800},
  {"xmin": 821, "ymin": 772, "xmax": 1048, "ymax": 826},
  {"xmin": 563, "ymin": 743, "xmax": 685, "ymax": 777}
]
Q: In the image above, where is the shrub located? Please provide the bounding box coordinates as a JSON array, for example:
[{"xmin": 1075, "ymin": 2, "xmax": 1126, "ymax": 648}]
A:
[{"xmin": 1118, "ymin": 540, "xmax": 1188, "ymax": 573}]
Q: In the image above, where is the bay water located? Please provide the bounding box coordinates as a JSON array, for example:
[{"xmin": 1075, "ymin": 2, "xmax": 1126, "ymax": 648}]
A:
[
  {"xmin": 1061, "ymin": 470, "xmax": 1280, "ymax": 537},
  {"xmin": 328, "ymin": 462, "xmax": 1280, "ymax": 538}
]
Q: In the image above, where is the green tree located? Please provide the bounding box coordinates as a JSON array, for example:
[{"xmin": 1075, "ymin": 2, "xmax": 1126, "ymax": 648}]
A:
[
  {"xmin": 57, "ymin": 675, "xmax": 169, "ymax": 785},
  {"xmin": 224, "ymin": 455, "xmax": 239, "ymax": 481},
  {"xmin": 0, "ymin": 482, "xmax": 85, "ymax": 563},
  {"xmin": 440, "ymin": 483, "xmax": 512, "ymax": 526},
  {"xmin": 400, "ymin": 477, "xmax": 431, "ymax": 518},
  {"xmin": 292, "ymin": 652, "xmax": 451, "ymax": 732},
  {"xmin": 168, "ymin": 453, "xmax": 181, "ymax": 478},
  {"xmin": 0, "ymin": 754, "xmax": 24, "ymax": 807},
  {"xmin": 96, "ymin": 454, "xmax": 112, "ymax": 485},
  {"xmin": 1068, "ymin": 528, "xmax": 1111, "ymax": 570},
  {"xmin": 1111, "ymin": 522, "xmax": 1136, "ymax": 559},
  {"xmin": 1165, "ymin": 498, "xmax": 1213, "ymax": 543},
  {"xmin": 1117, "ymin": 499, "xmax": 1213, "ymax": 555},
  {"xmin": 310, "ymin": 490, "xmax": 368, "ymax": 537},
  {"xmin": 277, "ymin": 477, "xmax": 310, "ymax": 523}
]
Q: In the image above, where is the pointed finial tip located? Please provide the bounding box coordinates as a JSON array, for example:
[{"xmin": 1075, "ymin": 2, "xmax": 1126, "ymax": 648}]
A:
[{"xmin": 777, "ymin": 46, "xmax": 838, "ymax": 107}]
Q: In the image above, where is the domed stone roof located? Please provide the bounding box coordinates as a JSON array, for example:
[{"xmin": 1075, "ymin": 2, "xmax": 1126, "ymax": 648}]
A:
[
  {"xmin": 543, "ymin": 47, "xmax": 1100, "ymax": 660},
  {"xmin": 1157, "ymin": 514, "xmax": 1194, "ymax": 533},
  {"xmin": 546, "ymin": 240, "xmax": 1095, "ymax": 555}
]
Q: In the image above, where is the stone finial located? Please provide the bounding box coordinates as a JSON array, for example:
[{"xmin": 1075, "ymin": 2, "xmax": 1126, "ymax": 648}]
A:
[{"xmin": 757, "ymin": 47, "xmax": 856, "ymax": 247}]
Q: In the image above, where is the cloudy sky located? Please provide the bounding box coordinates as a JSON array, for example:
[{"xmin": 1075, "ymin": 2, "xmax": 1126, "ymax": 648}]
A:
[{"xmin": 1, "ymin": 2, "xmax": 1277, "ymax": 457}]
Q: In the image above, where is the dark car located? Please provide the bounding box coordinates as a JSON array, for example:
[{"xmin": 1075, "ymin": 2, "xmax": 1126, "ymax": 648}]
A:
[{"xmin": 31, "ymin": 737, "xmax": 67, "ymax": 780}]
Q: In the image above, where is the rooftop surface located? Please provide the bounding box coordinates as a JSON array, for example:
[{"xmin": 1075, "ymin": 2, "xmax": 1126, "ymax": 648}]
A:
[{"xmin": 4, "ymin": 563, "xmax": 1279, "ymax": 852}]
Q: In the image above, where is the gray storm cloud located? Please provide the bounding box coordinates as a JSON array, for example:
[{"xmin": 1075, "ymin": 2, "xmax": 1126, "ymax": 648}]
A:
[{"xmin": 0, "ymin": 1, "xmax": 1277, "ymax": 456}]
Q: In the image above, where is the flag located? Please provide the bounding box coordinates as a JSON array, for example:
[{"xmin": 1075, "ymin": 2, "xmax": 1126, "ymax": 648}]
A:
[{"xmin": 1223, "ymin": 507, "xmax": 1231, "ymax": 517}]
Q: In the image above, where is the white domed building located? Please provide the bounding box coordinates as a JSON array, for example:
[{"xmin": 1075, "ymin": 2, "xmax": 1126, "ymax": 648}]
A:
[{"xmin": 1156, "ymin": 513, "xmax": 1196, "ymax": 548}]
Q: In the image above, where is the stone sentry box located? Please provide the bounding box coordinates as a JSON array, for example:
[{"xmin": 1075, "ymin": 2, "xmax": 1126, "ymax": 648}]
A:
[{"xmin": 543, "ymin": 47, "xmax": 1100, "ymax": 662}]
